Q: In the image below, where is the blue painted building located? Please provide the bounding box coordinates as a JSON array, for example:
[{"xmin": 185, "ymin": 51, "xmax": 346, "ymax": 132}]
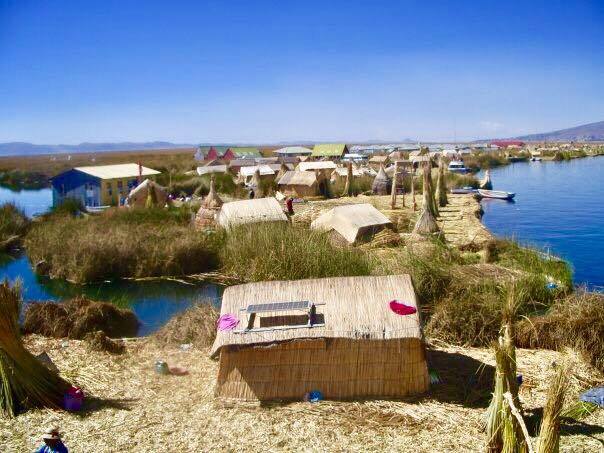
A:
[{"xmin": 51, "ymin": 163, "xmax": 160, "ymax": 208}]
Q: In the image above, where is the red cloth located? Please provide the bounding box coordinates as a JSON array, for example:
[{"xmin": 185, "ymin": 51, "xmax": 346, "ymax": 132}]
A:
[{"xmin": 389, "ymin": 300, "xmax": 417, "ymax": 316}]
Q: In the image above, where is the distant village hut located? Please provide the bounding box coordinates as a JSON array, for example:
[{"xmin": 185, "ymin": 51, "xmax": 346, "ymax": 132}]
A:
[
  {"xmin": 297, "ymin": 161, "xmax": 337, "ymax": 180},
  {"xmin": 368, "ymin": 155, "xmax": 390, "ymax": 170},
  {"xmin": 211, "ymin": 275, "xmax": 429, "ymax": 401},
  {"xmin": 311, "ymin": 143, "xmax": 348, "ymax": 160},
  {"xmin": 217, "ymin": 197, "xmax": 288, "ymax": 229},
  {"xmin": 372, "ymin": 165, "xmax": 391, "ymax": 195},
  {"xmin": 222, "ymin": 147, "xmax": 262, "ymax": 161},
  {"xmin": 311, "ymin": 203, "xmax": 393, "ymax": 244},
  {"xmin": 274, "ymin": 146, "xmax": 313, "ymax": 158},
  {"xmin": 127, "ymin": 179, "xmax": 168, "ymax": 208},
  {"xmin": 228, "ymin": 159, "xmax": 257, "ymax": 175},
  {"xmin": 277, "ymin": 171, "xmax": 319, "ymax": 197},
  {"xmin": 238, "ymin": 165, "xmax": 276, "ymax": 185}
]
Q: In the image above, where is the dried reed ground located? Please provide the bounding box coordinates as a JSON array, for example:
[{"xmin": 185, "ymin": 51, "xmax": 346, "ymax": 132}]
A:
[{"xmin": 2, "ymin": 337, "xmax": 602, "ymax": 452}]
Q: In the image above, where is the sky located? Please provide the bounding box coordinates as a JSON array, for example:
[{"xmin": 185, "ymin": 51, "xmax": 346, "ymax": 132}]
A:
[{"xmin": 1, "ymin": 0, "xmax": 603, "ymax": 144}]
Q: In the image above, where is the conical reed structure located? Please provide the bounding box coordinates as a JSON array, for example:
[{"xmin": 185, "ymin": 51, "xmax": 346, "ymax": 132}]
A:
[
  {"xmin": 372, "ymin": 165, "xmax": 391, "ymax": 195},
  {"xmin": 480, "ymin": 169, "xmax": 493, "ymax": 190},
  {"xmin": 203, "ymin": 175, "xmax": 223, "ymax": 209},
  {"xmin": 412, "ymin": 161, "xmax": 440, "ymax": 235},
  {"xmin": 145, "ymin": 180, "xmax": 159, "ymax": 208},
  {"xmin": 341, "ymin": 161, "xmax": 353, "ymax": 197},
  {"xmin": 252, "ymin": 168, "xmax": 263, "ymax": 198},
  {"xmin": 0, "ymin": 281, "xmax": 70, "ymax": 417},
  {"xmin": 435, "ymin": 161, "xmax": 448, "ymax": 207}
]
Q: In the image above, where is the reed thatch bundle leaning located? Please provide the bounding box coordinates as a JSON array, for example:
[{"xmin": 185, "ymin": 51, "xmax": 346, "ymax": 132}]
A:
[
  {"xmin": 536, "ymin": 365, "xmax": 568, "ymax": 453},
  {"xmin": 0, "ymin": 281, "xmax": 70, "ymax": 417},
  {"xmin": 412, "ymin": 161, "xmax": 440, "ymax": 235}
]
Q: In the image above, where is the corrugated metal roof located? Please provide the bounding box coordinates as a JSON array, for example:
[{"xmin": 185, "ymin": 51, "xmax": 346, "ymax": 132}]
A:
[
  {"xmin": 74, "ymin": 163, "xmax": 160, "ymax": 180},
  {"xmin": 297, "ymin": 161, "xmax": 337, "ymax": 171},
  {"xmin": 229, "ymin": 147, "xmax": 262, "ymax": 158},
  {"xmin": 312, "ymin": 143, "xmax": 347, "ymax": 157},
  {"xmin": 274, "ymin": 146, "xmax": 313, "ymax": 155}
]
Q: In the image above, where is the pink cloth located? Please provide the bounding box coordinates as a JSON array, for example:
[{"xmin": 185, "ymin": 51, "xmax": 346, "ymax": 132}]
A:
[
  {"xmin": 217, "ymin": 314, "xmax": 239, "ymax": 331},
  {"xmin": 389, "ymin": 300, "xmax": 417, "ymax": 316}
]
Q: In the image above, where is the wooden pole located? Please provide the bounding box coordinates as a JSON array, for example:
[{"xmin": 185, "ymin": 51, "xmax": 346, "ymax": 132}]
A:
[
  {"xmin": 410, "ymin": 168, "xmax": 416, "ymax": 211},
  {"xmin": 401, "ymin": 164, "xmax": 406, "ymax": 208},
  {"xmin": 390, "ymin": 161, "xmax": 399, "ymax": 209}
]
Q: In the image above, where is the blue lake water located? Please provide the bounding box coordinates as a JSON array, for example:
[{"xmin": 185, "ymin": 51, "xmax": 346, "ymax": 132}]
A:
[
  {"xmin": 480, "ymin": 156, "xmax": 604, "ymax": 290},
  {"xmin": 0, "ymin": 185, "xmax": 222, "ymax": 335}
]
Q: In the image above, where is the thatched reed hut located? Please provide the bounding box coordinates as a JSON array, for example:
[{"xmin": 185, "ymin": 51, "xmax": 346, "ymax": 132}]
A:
[
  {"xmin": 210, "ymin": 275, "xmax": 429, "ymax": 401},
  {"xmin": 372, "ymin": 165, "xmax": 391, "ymax": 195},
  {"xmin": 310, "ymin": 203, "xmax": 393, "ymax": 244},
  {"xmin": 217, "ymin": 197, "xmax": 288, "ymax": 229},
  {"xmin": 127, "ymin": 179, "xmax": 168, "ymax": 208},
  {"xmin": 277, "ymin": 171, "xmax": 319, "ymax": 197}
]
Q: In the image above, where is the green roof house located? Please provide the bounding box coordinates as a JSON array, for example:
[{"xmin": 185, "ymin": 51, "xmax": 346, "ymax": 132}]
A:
[
  {"xmin": 312, "ymin": 143, "xmax": 348, "ymax": 158},
  {"xmin": 223, "ymin": 147, "xmax": 262, "ymax": 160}
]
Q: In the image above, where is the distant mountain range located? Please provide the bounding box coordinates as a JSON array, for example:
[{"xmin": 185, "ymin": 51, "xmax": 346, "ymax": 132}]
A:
[
  {"xmin": 0, "ymin": 141, "xmax": 195, "ymax": 157},
  {"xmin": 515, "ymin": 120, "xmax": 604, "ymax": 142}
]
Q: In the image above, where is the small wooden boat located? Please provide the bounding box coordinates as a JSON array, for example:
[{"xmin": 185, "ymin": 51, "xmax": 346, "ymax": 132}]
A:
[
  {"xmin": 477, "ymin": 189, "xmax": 515, "ymax": 200},
  {"xmin": 450, "ymin": 187, "xmax": 476, "ymax": 194},
  {"xmin": 530, "ymin": 157, "xmax": 542, "ymax": 162}
]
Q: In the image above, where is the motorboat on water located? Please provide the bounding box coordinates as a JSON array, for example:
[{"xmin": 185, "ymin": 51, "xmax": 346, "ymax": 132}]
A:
[
  {"xmin": 448, "ymin": 160, "xmax": 470, "ymax": 174},
  {"xmin": 477, "ymin": 189, "xmax": 515, "ymax": 200}
]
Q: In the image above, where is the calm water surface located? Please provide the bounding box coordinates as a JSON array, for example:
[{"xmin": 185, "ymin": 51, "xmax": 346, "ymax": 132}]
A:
[
  {"xmin": 0, "ymin": 186, "xmax": 222, "ymax": 334},
  {"xmin": 480, "ymin": 156, "xmax": 604, "ymax": 289}
]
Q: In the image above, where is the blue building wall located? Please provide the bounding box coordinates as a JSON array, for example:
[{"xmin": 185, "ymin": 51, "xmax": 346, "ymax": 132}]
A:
[{"xmin": 50, "ymin": 169, "xmax": 101, "ymax": 207}]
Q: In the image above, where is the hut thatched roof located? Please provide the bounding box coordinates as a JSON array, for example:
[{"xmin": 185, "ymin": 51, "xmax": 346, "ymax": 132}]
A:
[
  {"xmin": 277, "ymin": 171, "xmax": 317, "ymax": 187},
  {"xmin": 197, "ymin": 165, "xmax": 228, "ymax": 176},
  {"xmin": 332, "ymin": 167, "xmax": 363, "ymax": 177},
  {"xmin": 239, "ymin": 165, "xmax": 275, "ymax": 178},
  {"xmin": 310, "ymin": 203, "xmax": 392, "ymax": 243},
  {"xmin": 127, "ymin": 179, "xmax": 168, "ymax": 207},
  {"xmin": 217, "ymin": 197, "xmax": 288, "ymax": 229},
  {"xmin": 210, "ymin": 275, "xmax": 421, "ymax": 357}
]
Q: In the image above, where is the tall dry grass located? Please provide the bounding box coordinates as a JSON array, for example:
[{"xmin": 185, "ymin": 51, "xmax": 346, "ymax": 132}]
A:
[
  {"xmin": 516, "ymin": 290, "xmax": 604, "ymax": 373},
  {"xmin": 25, "ymin": 207, "xmax": 221, "ymax": 283}
]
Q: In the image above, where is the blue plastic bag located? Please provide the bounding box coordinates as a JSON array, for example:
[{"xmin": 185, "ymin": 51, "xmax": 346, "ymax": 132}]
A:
[{"xmin": 580, "ymin": 387, "xmax": 604, "ymax": 407}]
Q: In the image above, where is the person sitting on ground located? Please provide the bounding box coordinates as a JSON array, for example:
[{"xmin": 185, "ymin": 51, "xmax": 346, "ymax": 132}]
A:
[{"xmin": 36, "ymin": 427, "xmax": 68, "ymax": 453}]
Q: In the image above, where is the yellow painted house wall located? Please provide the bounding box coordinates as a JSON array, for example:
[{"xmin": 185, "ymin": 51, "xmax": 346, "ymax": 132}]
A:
[{"xmin": 100, "ymin": 176, "xmax": 155, "ymax": 206}]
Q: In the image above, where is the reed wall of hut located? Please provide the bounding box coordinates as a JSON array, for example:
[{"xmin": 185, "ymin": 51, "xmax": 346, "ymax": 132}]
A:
[
  {"xmin": 212, "ymin": 275, "xmax": 429, "ymax": 401},
  {"xmin": 215, "ymin": 337, "xmax": 428, "ymax": 400}
]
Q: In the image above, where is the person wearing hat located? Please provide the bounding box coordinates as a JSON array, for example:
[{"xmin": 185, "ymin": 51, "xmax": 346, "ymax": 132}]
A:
[{"xmin": 36, "ymin": 427, "xmax": 68, "ymax": 453}]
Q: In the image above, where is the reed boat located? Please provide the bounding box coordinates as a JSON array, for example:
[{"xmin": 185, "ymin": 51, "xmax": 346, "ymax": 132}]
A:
[{"xmin": 477, "ymin": 189, "xmax": 515, "ymax": 200}]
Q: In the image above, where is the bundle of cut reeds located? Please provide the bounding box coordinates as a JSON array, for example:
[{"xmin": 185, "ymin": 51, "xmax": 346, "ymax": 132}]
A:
[
  {"xmin": 0, "ymin": 280, "xmax": 70, "ymax": 417},
  {"xmin": 536, "ymin": 365, "xmax": 568, "ymax": 453}
]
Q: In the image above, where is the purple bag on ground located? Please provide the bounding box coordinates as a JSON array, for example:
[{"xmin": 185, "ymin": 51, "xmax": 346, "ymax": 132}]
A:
[{"xmin": 217, "ymin": 314, "xmax": 239, "ymax": 331}]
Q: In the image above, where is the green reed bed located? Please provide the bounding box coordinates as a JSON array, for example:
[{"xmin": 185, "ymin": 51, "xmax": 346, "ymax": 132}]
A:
[
  {"xmin": 25, "ymin": 207, "xmax": 221, "ymax": 283},
  {"xmin": 220, "ymin": 222, "xmax": 372, "ymax": 282},
  {"xmin": 0, "ymin": 203, "xmax": 29, "ymax": 251}
]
